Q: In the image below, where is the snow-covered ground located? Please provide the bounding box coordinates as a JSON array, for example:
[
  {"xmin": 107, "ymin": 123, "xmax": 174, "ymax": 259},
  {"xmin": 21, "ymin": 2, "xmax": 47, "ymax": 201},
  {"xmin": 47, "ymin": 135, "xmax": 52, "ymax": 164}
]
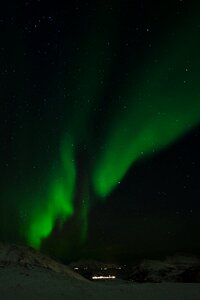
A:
[
  {"xmin": 0, "ymin": 244, "xmax": 200, "ymax": 299},
  {"xmin": 0, "ymin": 265, "xmax": 200, "ymax": 300}
]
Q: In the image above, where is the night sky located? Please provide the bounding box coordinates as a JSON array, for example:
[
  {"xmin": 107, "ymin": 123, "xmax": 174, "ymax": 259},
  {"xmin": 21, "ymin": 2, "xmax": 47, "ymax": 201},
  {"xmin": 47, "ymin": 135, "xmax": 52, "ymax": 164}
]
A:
[{"xmin": 1, "ymin": 0, "xmax": 200, "ymax": 263}]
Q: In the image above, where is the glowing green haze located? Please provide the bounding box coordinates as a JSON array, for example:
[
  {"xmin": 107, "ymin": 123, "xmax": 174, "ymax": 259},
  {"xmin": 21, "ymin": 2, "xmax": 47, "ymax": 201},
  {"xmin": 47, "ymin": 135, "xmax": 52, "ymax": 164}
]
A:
[
  {"xmin": 27, "ymin": 141, "xmax": 76, "ymax": 248},
  {"xmin": 24, "ymin": 9, "xmax": 200, "ymax": 249},
  {"xmin": 25, "ymin": 7, "xmax": 117, "ymax": 248},
  {"xmin": 93, "ymin": 25, "xmax": 200, "ymax": 197}
]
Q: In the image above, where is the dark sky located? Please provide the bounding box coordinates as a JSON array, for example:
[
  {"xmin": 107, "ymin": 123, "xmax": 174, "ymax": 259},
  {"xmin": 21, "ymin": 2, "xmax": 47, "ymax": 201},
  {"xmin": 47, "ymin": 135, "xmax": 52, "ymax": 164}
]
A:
[{"xmin": 0, "ymin": 0, "xmax": 200, "ymax": 263}]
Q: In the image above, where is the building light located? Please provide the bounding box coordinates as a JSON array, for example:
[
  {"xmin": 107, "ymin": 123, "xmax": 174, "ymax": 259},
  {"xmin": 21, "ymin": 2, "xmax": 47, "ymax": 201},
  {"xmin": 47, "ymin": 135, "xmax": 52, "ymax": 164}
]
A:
[{"xmin": 92, "ymin": 275, "xmax": 116, "ymax": 280}]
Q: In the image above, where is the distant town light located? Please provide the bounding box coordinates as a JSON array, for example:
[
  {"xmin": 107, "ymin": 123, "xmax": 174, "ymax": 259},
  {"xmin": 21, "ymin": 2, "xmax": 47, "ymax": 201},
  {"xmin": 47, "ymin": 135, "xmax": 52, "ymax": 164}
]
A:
[{"xmin": 92, "ymin": 275, "xmax": 116, "ymax": 280}]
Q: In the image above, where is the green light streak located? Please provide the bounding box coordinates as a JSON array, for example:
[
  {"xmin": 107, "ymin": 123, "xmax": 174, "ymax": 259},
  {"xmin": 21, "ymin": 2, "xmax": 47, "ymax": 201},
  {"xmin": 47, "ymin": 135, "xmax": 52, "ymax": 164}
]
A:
[
  {"xmin": 27, "ymin": 141, "xmax": 76, "ymax": 248},
  {"xmin": 25, "ymin": 7, "xmax": 117, "ymax": 248},
  {"xmin": 93, "ymin": 24, "xmax": 200, "ymax": 197},
  {"xmin": 24, "ymin": 8, "xmax": 200, "ymax": 250},
  {"xmin": 25, "ymin": 38, "xmax": 110, "ymax": 248}
]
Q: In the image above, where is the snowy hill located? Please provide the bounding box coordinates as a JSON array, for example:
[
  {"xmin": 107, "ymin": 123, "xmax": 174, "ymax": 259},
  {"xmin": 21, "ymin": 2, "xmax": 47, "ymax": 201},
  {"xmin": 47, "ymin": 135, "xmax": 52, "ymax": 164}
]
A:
[
  {"xmin": 0, "ymin": 244, "xmax": 200, "ymax": 299},
  {"xmin": 129, "ymin": 255, "xmax": 200, "ymax": 282},
  {"xmin": 0, "ymin": 243, "xmax": 85, "ymax": 281}
]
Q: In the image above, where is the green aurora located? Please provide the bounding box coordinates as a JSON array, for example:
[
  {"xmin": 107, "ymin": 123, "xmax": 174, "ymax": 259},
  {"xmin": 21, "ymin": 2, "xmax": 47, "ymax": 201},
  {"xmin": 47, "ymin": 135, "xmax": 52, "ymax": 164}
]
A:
[
  {"xmin": 27, "ymin": 140, "xmax": 76, "ymax": 248},
  {"xmin": 24, "ymin": 12, "xmax": 200, "ymax": 249},
  {"xmin": 24, "ymin": 8, "xmax": 117, "ymax": 248},
  {"xmin": 93, "ymin": 25, "xmax": 200, "ymax": 197}
]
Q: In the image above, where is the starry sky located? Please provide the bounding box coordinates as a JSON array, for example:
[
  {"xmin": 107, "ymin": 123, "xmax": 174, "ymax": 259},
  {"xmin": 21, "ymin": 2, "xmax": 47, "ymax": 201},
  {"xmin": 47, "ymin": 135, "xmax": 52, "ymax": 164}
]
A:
[{"xmin": 0, "ymin": 0, "xmax": 200, "ymax": 263}]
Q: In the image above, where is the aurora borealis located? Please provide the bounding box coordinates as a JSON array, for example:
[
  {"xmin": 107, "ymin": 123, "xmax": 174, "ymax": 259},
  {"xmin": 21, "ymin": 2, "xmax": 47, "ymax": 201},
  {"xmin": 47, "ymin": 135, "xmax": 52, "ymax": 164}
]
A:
[
  {"xmin": 1, "ymin": 1, "xmax": 200, "ymax": 262},
  {"xmin": 93, "ymin": 22, "xmax": 200, "ymax": 197}
]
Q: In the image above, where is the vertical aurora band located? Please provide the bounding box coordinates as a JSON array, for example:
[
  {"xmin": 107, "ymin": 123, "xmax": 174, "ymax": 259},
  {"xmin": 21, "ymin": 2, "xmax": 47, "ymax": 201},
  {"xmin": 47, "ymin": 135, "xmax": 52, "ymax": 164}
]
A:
[
  {"xmin": 27, "ymin": 141, "xmax": 76, "ymax": 248},
  {"xmin": 25, "ymin": 8, "xmax": 116, "ymax": 248},
  {"xmin": 93, "ymin": 24, "xmax": 200, "ymax": 197},
  {"xmin": 25, "ymin": 9, "xmax": 200, "ymax": 249}
]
